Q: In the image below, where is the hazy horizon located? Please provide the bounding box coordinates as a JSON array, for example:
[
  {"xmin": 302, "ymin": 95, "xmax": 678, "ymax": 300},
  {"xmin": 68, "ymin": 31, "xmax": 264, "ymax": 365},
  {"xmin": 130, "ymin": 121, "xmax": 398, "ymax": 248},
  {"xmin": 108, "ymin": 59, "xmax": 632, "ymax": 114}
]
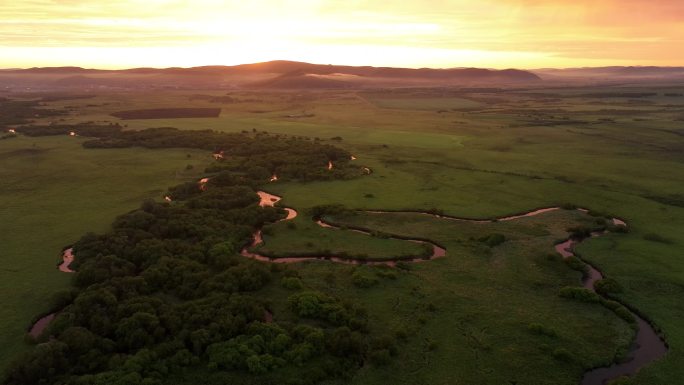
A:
[{"xmin": 2, "ymin": 60, "xmax": 684, "ymax": 71}]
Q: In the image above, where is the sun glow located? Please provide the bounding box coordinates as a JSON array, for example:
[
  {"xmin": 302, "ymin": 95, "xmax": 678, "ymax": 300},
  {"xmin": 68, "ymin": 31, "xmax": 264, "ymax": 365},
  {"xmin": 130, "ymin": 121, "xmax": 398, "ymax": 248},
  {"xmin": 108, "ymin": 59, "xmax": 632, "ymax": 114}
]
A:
[{"xmin": 1, "ymin": 0, "xmax": 682, "ymax": 68}]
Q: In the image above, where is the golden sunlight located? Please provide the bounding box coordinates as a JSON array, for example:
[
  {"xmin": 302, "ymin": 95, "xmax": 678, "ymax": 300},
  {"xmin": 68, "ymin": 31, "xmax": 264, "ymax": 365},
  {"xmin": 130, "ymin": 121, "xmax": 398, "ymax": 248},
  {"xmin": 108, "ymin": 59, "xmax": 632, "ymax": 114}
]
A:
[{"xmin": 1, "ymin": 0, "xmax": 683, "ymax": 68}]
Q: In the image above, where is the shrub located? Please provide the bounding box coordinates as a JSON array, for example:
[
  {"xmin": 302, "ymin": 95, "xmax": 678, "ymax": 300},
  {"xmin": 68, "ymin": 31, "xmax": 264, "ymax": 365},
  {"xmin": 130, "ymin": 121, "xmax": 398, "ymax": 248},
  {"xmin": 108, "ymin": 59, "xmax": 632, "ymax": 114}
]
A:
[
  {"xmin": 395, "ymin": 262, "xmax": 412, "ymax": 271},
  {"xmin": 559, "ymin": 287, "xmax": 600, "ymax": 303},
  {"xmin": 375, "ymin": 269, "xmax": 397, "ymax": 280},
  {"xmin": 281, "ymin": 277, "xmax": 304, "ymax": 290},
  {"xmin": 352, "ymin": 272, "xmax": 378, "ymax": 288},
  {"xmin": 587, "ymin": 209, "xmax": 608, "ymax": 218},
  {"xmin": 308, "ymin": 204, "xmax": 354, "ymax": 219},
  {"xmin": 564, "ymin": 256, "xmax": 588, "ymax": 274},
  {"xmin": 600, "ymin": 300, "xmax": 635, "ymax": 325},
  {"xmin": 528, "ymin": 323, "xmax": 557, "ymax": 337},
  {"xmin": 478, "ymin": 233, "xmax": 506, "ymax": 247},
  {"xmin": 594, "ymin": 278, "xmax": 623, "ymax": 296},
  {"xmin": 566, "ymin": 226, "xmax": 592, "ymax": 239},
  {"xmin": 288, "ymin": 292, "xmax": 326, "ymax": 318},
  {"xmin": 552, "ymin": 348, "xmax": 574, "ymax": 362}
]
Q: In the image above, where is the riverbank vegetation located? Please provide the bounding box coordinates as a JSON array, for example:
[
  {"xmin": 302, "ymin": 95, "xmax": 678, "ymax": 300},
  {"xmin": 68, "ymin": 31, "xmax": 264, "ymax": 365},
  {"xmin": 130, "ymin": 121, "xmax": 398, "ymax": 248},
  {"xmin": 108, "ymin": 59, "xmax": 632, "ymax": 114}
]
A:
[
  {"xmin": 2, "ymin": 133, "xmax": 387, "ymax": 385},
  {"xmin": 5, "ymin": 183, "xmax": 376, "ymax": 385}
]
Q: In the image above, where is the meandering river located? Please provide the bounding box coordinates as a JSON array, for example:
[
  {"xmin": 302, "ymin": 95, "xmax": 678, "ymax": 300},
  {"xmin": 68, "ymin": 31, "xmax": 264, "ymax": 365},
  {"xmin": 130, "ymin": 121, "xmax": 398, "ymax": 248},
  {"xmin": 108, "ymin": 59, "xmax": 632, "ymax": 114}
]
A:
[
  {"xmin": 555, "ymin": 225, "xmax": 668, "ymax": 385},
  {"xmin": 240, "ymin": 193, "xmax": 668, "ymax": 384},
  {"xmin": 42, "ymin": 181, "xmax": 666, "ymax": 384}
]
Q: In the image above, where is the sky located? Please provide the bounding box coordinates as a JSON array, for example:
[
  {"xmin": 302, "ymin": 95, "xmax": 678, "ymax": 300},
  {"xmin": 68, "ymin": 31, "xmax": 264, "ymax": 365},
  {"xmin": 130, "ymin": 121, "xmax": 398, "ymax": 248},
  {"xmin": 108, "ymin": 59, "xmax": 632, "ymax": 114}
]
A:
[{"xmin": 1, "ymin": 0, "xmax": 682, "ymax": 69}]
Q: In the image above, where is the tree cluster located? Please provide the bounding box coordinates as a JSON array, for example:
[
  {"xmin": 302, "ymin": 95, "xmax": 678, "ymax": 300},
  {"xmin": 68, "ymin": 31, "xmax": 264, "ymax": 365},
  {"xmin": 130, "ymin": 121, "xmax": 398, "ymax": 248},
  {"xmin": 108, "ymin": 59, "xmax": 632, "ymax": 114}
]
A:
[
  {"xmin": 4, "ymin": 134, "xmax": 385, "ymax": 385},
  {"xmin": 83, "ymin": 127, "xmax": 360, "ymax": 181},
  {"xmin": 0, "ymin": 99, "xmax": 65, "ymax": 129}
]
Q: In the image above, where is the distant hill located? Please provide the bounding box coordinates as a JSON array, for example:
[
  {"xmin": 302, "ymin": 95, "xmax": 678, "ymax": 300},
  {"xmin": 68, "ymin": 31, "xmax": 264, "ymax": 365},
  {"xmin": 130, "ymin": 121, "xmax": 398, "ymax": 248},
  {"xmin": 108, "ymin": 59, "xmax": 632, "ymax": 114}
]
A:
[
  {"xmin": 0, "ymin": 60, "xmax": 541, "ymax": 90},
  {"xmin": 14, "ymin": 66, "xmax": 104, "ymax": 74},
  {"xmin": 533, "ymin": 66, "xmax": 684, "ymax": 81}
]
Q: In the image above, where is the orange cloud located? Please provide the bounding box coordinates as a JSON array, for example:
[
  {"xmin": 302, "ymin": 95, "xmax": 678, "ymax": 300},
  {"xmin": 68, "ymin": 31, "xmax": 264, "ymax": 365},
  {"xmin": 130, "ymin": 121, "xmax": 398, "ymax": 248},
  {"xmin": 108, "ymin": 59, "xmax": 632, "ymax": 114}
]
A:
[{"xmin": 0, "ymin": 0, "xmax": 681, "ymax": 68}]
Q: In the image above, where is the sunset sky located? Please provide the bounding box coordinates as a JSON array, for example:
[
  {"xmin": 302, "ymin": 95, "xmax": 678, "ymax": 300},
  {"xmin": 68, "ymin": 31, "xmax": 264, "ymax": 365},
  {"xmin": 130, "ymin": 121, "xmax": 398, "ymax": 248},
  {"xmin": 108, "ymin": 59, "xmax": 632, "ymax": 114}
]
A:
[{"xmin": 1, "ymin": 0, "xmax": 683, "ymax": 69}]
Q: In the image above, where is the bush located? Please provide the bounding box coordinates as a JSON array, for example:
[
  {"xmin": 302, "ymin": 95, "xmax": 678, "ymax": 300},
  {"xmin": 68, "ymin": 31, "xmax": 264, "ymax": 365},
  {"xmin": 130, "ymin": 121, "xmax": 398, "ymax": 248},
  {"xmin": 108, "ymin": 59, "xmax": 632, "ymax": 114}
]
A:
[
  {"xmin": 587, "ymin": 209, "xmax": 608, "ymax": 218},
  {"xmin": 308, "ymin": 204, "xmax": 354, "ymax": 219},
  {"xmin": 478, "ymin": 233, "xmax": 506, "ymax": 247},
  {"xmin": 528, "ymin": 323, "xmax": 557, "ymax": 337},
  {"xmin": 395, "ymin": 262, "xmax": 412, "ymax": 271},
  {"xmin": 600, "ymin": 300, "xmax": 635, "ymax": 325},
  {"xmin": 559, "ymin": 287, "xmax": 600, "ymax": 303},
  {"xmin": 281, "ymin": 277, "xmax": 304, "ymax": 290},
  {"xmin": 594, "ymin": 278, "xmax": 623, "ymax": 296},
  {"xmin": 564, "ymin": 256, "xmax": 588, "ymax": 274},
  {"xmin": 375, "ymin": 269, "xmax": 397, "ymax": 280},
  {"xmin": 552, "ymin": 348, "xmax": 574, "ymax": 362},
  {"xmin": 566, "ymin": 226, "xmax": 592, "ymax": 239},
  {"xmin": 352, "ymin": 272, "xmax": 378, "ymax": 288}
]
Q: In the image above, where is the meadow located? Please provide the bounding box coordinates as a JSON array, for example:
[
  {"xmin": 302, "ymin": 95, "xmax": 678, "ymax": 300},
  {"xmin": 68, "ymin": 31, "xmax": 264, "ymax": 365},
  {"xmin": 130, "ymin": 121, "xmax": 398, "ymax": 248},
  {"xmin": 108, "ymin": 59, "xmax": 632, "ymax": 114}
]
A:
[
  {"xmin": 1, "ymin": 84, "xmax": 683, "ymax": 384},
  {"xmin": 0, "ymin": 135, "xmax": 211, "ymax": 369}
]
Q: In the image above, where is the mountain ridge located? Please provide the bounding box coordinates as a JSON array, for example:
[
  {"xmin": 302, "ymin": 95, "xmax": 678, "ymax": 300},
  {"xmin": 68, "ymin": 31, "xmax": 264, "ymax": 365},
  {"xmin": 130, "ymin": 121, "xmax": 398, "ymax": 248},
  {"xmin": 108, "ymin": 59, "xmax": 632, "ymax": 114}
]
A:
[{"xmin": 3, "ymin": 60, "xmax": 540, "ymax": 80}]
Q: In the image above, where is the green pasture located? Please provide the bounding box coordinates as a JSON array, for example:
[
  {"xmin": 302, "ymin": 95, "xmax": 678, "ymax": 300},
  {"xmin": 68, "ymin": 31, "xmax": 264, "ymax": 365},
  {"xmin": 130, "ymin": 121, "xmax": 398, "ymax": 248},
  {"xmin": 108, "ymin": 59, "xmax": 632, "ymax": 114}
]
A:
[
  {"xmin": 4, "ymin": 84, "xmax": 684, "ymax": 384},
  {"xmin": 0, "ymin": 135, "xmax": 210, "ymax": 370},
  {"xmin": 361, "ymin": 95, "xmax": 484, "ymax": 110}
]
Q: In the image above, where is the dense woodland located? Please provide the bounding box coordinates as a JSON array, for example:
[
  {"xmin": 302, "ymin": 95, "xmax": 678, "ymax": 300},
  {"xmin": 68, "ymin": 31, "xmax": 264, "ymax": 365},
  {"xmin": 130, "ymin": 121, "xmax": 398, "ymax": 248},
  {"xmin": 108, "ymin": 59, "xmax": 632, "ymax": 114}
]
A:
[
  {"xmin": 0, "ymin": 98, "xmax": 65, "ymax": 128},
  {"xmin": 0, "ymin": 98, "xmax": 359, "ymax": 182},
  {"xmin": 83, "ymin": 127, "xmax": 359, "ymax": 181},
  {"xmin": 10, "ymin": 105, "xmax": 360, "ymax": 181},
  {"xmin": 3, "ymin": 125, "xmax": 389, "ymax": 385}
]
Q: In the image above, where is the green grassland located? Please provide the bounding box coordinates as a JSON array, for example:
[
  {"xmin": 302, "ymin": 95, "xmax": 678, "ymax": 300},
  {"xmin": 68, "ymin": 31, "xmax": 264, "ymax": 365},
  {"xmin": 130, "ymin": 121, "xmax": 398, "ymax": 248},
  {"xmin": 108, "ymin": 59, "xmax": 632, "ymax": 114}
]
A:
[
  {"xmin": 255, "ymin": 215, "xmax": 430, "ymax": 261},
  {"xmin": 0, "ymin": 135, "xmax": 211, "ymax": 369},
  {"xmin": 274, "ymin": 209, "xmax": 634, "ymax": 385},
  {"xmin": 3, "ymin": 84, "xmax": 684, "ymax": 384},
  {"xmin": 360, "ymin": 94, "xmax": 484, "ymax": 110}
]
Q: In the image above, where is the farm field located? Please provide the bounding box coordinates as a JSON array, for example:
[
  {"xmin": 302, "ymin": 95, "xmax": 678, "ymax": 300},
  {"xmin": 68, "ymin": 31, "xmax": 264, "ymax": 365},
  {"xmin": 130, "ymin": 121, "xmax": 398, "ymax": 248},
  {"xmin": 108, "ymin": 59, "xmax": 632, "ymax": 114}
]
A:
[{"xmin": 1, "ymin": 83, "xmax": 683, "ymax": 384}]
